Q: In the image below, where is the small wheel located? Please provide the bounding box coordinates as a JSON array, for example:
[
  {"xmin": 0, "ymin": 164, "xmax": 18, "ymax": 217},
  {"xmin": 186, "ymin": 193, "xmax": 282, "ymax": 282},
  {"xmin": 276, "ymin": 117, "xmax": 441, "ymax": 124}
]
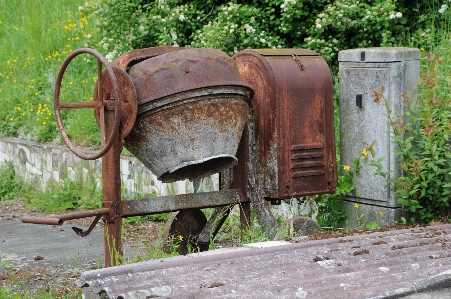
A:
[
  {"xmin": 54, "ymin": 48, "xmax": 122, "ymax": 160},
  {"xmin": 162, "ymin": 209, "xmax": 208, "ymax": 255}
]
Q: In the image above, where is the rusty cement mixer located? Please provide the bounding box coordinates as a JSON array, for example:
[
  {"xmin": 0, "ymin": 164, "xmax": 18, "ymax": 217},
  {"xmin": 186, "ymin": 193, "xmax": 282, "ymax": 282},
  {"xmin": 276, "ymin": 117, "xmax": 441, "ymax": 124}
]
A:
[{"xmin": 21, "ymin": 46, "xmax": 338, "ymax": 267}]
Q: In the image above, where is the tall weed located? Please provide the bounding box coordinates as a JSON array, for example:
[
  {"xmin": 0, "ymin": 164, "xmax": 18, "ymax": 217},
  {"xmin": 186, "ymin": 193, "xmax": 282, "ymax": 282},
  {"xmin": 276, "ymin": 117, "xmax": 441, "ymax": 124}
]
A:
[{"xmin": 377, "ymin": 50, "xmax": 451, "ymax": 223}]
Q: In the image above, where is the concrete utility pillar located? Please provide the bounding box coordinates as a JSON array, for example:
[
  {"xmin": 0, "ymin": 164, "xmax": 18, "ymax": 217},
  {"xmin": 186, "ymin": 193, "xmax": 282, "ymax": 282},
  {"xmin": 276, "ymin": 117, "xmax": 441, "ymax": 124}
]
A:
[{"xmin": 338, "ymin": 47, "xmax": 420, "ymax": 227}]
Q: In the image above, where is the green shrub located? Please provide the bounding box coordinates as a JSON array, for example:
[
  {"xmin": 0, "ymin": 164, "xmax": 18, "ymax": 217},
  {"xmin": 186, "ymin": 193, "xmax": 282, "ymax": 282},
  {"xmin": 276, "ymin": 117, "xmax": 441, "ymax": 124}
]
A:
[
  {"xmin": 79, "ymin": 0, "xmax": 432, "ymax": 71},
  {"xmin": 376, "ymin": 50, "xmax": 451, "ymax": 223}
]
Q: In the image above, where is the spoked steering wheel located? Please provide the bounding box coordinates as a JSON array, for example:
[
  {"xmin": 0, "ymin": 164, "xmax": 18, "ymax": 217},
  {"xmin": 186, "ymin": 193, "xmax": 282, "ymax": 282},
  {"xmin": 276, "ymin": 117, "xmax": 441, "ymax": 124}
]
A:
[{"xmin": 54, "ymin": 48, "xmax": 137, "ymax": 160}]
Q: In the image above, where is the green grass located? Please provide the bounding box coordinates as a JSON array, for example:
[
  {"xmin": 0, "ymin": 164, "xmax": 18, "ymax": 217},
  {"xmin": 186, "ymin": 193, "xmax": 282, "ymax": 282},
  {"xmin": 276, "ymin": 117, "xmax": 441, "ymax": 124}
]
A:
[{"xmin": 0, "ymin": 0, "xmax": 99, "ymax": 145}]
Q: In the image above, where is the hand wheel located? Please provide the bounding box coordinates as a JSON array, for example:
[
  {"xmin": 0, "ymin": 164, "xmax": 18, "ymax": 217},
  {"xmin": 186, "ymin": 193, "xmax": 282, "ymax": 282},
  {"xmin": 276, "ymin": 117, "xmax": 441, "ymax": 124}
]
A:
[{"xmin": 54, "ymin": 48, "xmax": 129, "ymax": 160}]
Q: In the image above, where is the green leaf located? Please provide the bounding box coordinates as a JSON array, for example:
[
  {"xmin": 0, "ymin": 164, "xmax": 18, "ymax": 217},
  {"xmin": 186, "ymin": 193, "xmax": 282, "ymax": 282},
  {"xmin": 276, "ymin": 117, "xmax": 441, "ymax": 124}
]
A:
[{"xmin": 366, "ymin": 220, "xmax": 379, "ymax": 229}]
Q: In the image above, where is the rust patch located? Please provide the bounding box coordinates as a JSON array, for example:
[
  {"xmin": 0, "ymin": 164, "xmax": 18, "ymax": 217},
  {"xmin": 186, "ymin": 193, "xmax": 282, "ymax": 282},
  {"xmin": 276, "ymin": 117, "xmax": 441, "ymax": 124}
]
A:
[
  {"xmin": 313, "ymin": 255, "xmax": 330, "ymax": 262},
  {"xmin": 339, "ymin": 239, "xmax": 353, "ymax": 243},
  {"xmin": 372, "ymin": 240, "xmax": 387, "ymax": 245},
  {"xmin": 209, "ymin": 282, "xmax": 225, "ymax": 288},
  {"xmin": 353, "ymin": 249, "xmax": 369, "ymax": 256}
]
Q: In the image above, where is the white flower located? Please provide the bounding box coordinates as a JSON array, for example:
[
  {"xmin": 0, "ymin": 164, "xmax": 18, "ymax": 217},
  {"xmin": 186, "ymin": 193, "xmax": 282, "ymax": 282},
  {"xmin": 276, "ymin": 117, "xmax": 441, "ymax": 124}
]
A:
[
  {"xmin": 244, "ymin": 24, "xmax": 255, "ymax": 34},
  {"xmin": 260, "ymin": 38, "xmax": 266, "ymax": 43},
  {"xmin": 439, "ymin": 4, "xmax": 448, "ymax": 14},
  {"xmin": 389, "ymin": 13, "xmax": 395, "ymax": 19},
  {"xmin": 105, "ymin": 53, "xmax": 114, "ymax": 62},
  {"xmin": 138, "ymin": 25, "xmax": 146, "ymax": 33},
  {"xmin": 316, "ymin": 23, "xmax": 322, "ymax": 29},
  {"xmin": 396, "ymin": 12, "xmax": 402, "ymax": 18},
  {"xmin": 230, "ymin": 28, "xmax": 234, "ymax": 33},
  {"xmin": 179, "ymin": 14, "xmax": 185, "ymax": 21},
  {"xmin": 171, "ymin": 31, "xmax": 177, "ymax": 41}
]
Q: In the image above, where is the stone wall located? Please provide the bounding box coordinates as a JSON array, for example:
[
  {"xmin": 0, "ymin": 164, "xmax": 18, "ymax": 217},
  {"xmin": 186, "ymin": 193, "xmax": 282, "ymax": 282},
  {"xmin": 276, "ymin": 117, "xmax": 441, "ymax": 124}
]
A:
[{"xmin": 0, "ymin": 137, "xmax": 218, "ymax": 198}]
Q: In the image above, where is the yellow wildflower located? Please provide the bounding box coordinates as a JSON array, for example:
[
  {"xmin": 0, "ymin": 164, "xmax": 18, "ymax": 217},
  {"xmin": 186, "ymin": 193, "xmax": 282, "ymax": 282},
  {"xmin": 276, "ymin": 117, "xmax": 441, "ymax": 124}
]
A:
[
  {"xmin": 343, "ymin": 165, "xmax": 350, "ymax": 171},
  {"xmin": 178, "ymin": 235, "xmax": 184, "ymax": 241},
  {"xmin": 362, "ymin": 149, "xmax": 368, "ymax": 158},
  {"xmin": 378, "ymin": 211, "xmax": 384, "ymax": 217},
  {"xmin": 354, "ymin": 203, "xmax": 360, "ymax": 209}
]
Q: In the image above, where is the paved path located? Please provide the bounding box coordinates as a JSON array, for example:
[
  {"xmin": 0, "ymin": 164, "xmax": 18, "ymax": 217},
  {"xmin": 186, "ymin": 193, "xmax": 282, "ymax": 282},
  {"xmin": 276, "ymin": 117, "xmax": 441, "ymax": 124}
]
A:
[{"xmin": 1, "ymin": 216, "xmax": 106, "ymax": 271}]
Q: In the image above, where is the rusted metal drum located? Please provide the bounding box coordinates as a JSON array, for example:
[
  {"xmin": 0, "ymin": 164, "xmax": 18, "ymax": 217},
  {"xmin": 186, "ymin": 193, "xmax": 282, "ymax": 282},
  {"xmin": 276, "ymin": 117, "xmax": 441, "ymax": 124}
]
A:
[{"xmin": 124, "ymin": 48, "xmax": 253, "ymax": 183}]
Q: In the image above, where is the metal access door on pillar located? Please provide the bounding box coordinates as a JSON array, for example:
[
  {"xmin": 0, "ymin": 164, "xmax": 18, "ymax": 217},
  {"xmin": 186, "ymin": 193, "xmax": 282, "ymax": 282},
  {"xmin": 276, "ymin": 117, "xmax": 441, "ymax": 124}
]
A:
[
  {"xmin": 339, "ymin": 66, "xmax": 391, "ymax": 203},
  {"xmin": 338, "ymin": 47, "xmax": 420, "ymax": 226}
]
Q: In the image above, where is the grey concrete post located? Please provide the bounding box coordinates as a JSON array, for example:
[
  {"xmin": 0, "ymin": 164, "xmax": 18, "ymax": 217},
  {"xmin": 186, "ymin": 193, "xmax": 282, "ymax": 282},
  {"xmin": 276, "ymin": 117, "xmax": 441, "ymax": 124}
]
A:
[{"xmin": 338, "ymin": 47, "xmax": 420, "ymax": 227}]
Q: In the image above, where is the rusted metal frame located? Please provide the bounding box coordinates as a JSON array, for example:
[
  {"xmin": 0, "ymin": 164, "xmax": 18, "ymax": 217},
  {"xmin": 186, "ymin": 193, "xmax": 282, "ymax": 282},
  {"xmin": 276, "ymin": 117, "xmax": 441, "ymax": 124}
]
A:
[
  {"xmin": 196, "ymin": 205, "xmax": 233, "ymax": 246},
  {"xmin": 101, "ymin": 105, "xmax": 124, "ymax": 268},
  {"xmin": 21, "ymin": 216, "xmax": 63, "ymax": 226},
  {"xmin": 72, "ymin": 215, "xmax": 102, "ymax": 237},
  {"xmin": 58, "ymin": 102, "xmax": 99, "ymax": 109},
  {"xmin": 57, "ymin": 208, "xmax": 111, "ymax": 221},
  {"xmin": 246, "ymin": 104, "xmax": 279, "ymax": 240},
  {"xmin": 121, "ymin": 190, "xmax": 247, "ymax": 217},
  {"xmin": 235, "ymin": 125, "xmax": 251, "ymax": 231},
  {"xmin": 196, "ymin": 179, "xmax": 239, "ymax": 248},
  {"xmin": 21, "ymin": 208, "xmax": 110, "ymax": 225}
]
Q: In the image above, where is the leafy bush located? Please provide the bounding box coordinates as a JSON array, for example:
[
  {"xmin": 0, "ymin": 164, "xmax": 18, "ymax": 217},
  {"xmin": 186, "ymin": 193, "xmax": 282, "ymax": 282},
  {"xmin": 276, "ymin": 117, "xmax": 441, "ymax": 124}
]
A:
[
  {"xmin": 376, "ymin": 50, "xmax": 451, "ymax": 223},
  {"xmin": 78, "ymin": 0, "xmax": 450, "ymax": 72}
]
